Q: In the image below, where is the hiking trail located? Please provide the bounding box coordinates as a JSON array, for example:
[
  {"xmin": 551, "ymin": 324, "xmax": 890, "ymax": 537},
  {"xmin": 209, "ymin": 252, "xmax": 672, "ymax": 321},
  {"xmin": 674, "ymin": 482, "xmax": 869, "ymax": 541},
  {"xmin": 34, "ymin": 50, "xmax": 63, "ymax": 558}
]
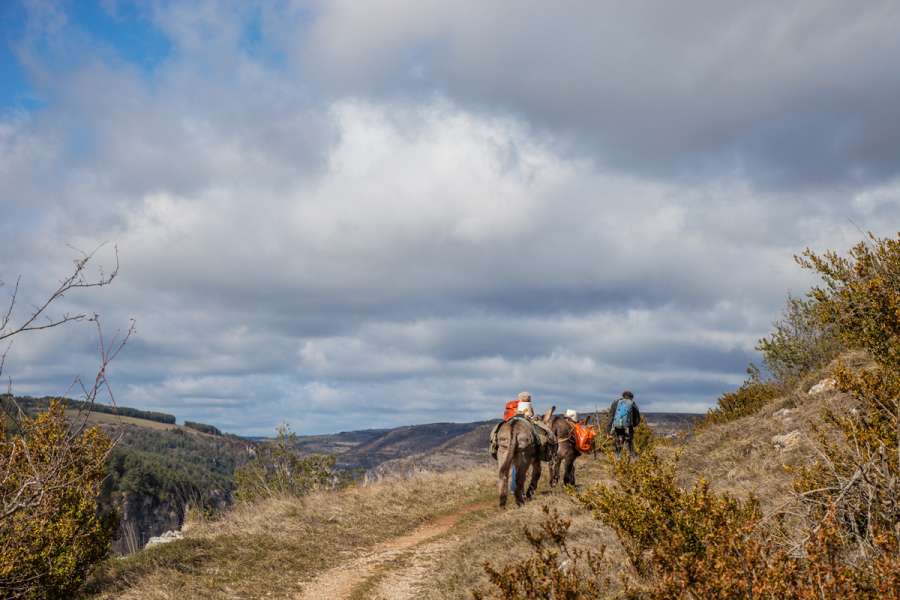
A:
[{"xmin": 296, "ymin": 500, "xmax": 491, "ymax": 600}]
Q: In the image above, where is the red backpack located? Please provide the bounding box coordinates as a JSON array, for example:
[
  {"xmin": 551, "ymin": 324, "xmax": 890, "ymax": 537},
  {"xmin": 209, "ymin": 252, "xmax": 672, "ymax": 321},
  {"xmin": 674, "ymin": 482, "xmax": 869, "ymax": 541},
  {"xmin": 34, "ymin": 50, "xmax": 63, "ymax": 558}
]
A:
[{"xmin": 503, "ymin": 400, "xmax": 519, "ymax": 421}]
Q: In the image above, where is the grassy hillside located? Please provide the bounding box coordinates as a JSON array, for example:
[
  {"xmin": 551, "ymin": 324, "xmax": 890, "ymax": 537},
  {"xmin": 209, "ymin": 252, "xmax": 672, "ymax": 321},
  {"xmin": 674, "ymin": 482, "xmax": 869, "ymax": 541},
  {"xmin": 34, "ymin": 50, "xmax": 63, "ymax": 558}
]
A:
[{"xmin": 78, "ymin": 371, "xmax": 878, "ymax": 599}]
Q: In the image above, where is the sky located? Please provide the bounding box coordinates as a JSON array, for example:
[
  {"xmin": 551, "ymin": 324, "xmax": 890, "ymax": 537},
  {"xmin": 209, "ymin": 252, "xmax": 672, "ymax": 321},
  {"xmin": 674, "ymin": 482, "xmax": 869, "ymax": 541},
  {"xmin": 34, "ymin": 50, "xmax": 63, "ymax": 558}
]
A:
[{"xmin": 1, "ymin": 0, "xmax": 899, "ymax": 436}]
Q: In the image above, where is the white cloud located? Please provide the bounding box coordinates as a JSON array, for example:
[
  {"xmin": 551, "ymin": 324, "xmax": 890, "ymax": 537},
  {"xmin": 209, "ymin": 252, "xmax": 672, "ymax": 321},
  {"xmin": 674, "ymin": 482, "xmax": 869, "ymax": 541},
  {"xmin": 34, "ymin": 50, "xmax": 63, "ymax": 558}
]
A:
[{"xmin": 2, "ymin": 1, "xmax": 899, "ymax": 434}]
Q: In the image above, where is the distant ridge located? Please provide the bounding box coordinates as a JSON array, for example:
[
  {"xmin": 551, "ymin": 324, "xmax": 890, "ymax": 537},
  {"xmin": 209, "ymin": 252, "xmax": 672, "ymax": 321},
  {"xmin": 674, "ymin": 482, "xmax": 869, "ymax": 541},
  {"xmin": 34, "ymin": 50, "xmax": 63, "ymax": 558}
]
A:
[{"xmin": 1, "ymin": 395, "xmax": 176, "ymax": 425}]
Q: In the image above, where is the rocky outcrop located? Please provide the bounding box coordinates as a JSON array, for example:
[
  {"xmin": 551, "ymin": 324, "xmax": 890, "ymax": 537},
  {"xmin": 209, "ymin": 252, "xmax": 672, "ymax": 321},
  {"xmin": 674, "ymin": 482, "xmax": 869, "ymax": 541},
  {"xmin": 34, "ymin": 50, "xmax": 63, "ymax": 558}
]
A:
[
  {"xmin": 111, "ymin": 488, "xmax": 230, "ymax": 554},
  {"xmin": 146, "ymin": 529, "xmax": 184, "ymax": 547},
  {"xmin": 808, "ymin": 378, "xmax": 837, "ymax": 395},
  {"xmin": 772, "ymin": 430, "xmax": 802, "ymax": 451}
]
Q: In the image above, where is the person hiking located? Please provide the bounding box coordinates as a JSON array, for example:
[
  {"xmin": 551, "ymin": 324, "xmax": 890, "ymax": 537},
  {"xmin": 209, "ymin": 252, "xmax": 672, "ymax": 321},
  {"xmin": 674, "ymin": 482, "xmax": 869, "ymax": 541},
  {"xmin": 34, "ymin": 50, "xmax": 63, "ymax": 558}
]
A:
[{"xmin": 605, "ymin": 390, "xmax": 640, "ymax": 460}]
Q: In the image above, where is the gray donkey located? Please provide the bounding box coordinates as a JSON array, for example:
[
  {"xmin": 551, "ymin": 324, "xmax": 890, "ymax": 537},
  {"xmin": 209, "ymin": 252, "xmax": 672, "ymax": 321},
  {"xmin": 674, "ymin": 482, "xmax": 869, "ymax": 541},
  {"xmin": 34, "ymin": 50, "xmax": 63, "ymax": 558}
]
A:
[
  {"xmin": 548, "ymin": 415, "xmax": 582, "ymax": 487},
  {"xmin": 494, "ymin": 408, "xmax": 555, "ymax": 508}
]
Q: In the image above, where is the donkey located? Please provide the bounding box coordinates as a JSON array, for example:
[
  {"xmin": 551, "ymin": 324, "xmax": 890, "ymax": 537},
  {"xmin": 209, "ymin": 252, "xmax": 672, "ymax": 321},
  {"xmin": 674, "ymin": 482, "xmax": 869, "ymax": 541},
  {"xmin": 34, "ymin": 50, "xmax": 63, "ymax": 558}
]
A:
[
  {"xmin": 495, "ymin": 408, "xmax": 556, "ymax": 508},
  {"xmin": 548, "ymin": 415, "xmax": 584, "ymax": 487}
]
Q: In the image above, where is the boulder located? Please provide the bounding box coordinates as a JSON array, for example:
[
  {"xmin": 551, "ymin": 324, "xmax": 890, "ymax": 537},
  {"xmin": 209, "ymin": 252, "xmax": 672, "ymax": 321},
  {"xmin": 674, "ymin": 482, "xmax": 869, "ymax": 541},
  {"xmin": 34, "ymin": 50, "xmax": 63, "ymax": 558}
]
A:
[
  {"xmin": 773, "ymin": 408, "xmax": 795, "ymax": 420},
  {"xmin": 145, "ymin": 529, "xmax": 183, "ymax": 548},
  {"xmin": 772, "ymin": 430, "xmax": 802, "ymax": 451},
  {"xmin": 808, "ymin": 378, "xmax": 837, "ymax": 395}
]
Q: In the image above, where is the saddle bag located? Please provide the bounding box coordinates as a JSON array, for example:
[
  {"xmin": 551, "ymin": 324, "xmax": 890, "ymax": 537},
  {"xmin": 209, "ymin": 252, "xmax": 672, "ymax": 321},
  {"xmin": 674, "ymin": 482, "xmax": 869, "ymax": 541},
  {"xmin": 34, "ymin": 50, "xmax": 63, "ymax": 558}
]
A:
[
  {"xmin": 572, "ymin": 422, "xmax": 597, "ymax": 453},
  {"xmin": 503, "ymin": 400, "xmax": 519, "ymax": 421}
]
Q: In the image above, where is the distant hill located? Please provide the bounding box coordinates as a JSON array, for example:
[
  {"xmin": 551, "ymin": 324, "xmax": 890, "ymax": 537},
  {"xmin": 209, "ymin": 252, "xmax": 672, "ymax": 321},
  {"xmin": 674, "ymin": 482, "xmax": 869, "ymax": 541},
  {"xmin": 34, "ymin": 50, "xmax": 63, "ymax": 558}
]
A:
[
  {"xmin": 292, "ymin": 412, "xmax": 703, "ymax": 478},
  {"xmin": 2, "ymin": 395, "xmax": 177, "ymax": 427}
]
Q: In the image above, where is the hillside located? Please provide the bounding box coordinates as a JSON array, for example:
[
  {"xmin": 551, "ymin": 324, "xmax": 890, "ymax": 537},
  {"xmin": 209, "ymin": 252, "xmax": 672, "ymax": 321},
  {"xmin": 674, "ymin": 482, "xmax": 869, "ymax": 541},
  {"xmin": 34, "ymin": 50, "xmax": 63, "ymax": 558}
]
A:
[
  {"xmin": 80, "ymin": 410, "xmax": 729, "ymax": 599},
  {"xmin": 2, "ymin": 396, "xmax": 254, "ymax": 554},
  {"xmin": 3, "ymin": 394, "xmax": 700, "ymax": 558}
]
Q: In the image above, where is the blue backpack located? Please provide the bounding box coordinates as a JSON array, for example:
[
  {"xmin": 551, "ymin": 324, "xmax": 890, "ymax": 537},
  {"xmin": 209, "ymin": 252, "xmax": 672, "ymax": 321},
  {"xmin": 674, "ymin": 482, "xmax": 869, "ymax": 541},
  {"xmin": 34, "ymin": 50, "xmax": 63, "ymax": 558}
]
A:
[{"xmin": 612, "ymin": 398, "xmax": 633, "ymax": 429}]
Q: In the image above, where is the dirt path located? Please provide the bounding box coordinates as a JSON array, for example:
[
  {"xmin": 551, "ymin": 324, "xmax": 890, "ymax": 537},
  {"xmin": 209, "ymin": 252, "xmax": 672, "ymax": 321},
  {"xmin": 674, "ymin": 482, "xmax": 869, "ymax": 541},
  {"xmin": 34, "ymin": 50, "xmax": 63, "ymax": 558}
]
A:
[{"xmin": 296, "ymin": 500, "xmax": 491, "ymax": 600}]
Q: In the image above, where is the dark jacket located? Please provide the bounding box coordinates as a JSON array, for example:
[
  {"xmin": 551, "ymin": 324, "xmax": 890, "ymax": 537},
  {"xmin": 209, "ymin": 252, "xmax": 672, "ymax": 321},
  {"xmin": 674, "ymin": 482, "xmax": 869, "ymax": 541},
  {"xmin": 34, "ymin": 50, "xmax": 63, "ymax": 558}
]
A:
[{"xmin": 605, "ymin": 398, "xmax": 641, "ymax": 433}]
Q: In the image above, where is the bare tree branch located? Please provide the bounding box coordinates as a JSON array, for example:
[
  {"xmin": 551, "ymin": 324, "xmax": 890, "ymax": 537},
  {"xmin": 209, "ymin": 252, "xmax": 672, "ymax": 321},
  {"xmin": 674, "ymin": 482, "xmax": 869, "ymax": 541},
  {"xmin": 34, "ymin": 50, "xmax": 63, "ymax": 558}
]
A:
[{"xmin": 0, "ymin": 244, "xmax": 119, "ymax": 343}]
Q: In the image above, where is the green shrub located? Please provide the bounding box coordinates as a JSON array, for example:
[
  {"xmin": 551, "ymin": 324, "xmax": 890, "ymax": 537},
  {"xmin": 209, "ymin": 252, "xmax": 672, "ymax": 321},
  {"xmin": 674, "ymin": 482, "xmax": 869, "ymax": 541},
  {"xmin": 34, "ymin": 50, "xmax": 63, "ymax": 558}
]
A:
[
  {"xmin": 0, "ymin": 401, "xmax": 116, "ymax": 598},
  {"xmin": 234, "ymin": 424, "xmax": 337, "ymax": 502},
  {"xmin": 579, "ymin": 448, "xmax": 897, "ymax": 598},
  {"xmin": 757, "ymin": 295, "xmax": 843, "ymax": 385},
  {"xmin": 793, "ymin": 234, "xmax": 900, "ymax": 563},
  {"xmin": 700, "ymin": 365, "xmax": 780, "ymax": 427},
  {"xmin": 573, "ymin": 233, "xmax": 900, "ymax": 598}
]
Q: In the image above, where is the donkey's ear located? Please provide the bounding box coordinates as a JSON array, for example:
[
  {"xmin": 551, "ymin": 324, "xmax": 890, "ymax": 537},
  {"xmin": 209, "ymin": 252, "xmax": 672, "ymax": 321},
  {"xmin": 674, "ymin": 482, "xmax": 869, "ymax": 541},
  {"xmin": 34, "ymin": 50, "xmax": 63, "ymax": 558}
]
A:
[{"xmin": 543, "ymin": 405, "xmax": 556, "ymax": 423}]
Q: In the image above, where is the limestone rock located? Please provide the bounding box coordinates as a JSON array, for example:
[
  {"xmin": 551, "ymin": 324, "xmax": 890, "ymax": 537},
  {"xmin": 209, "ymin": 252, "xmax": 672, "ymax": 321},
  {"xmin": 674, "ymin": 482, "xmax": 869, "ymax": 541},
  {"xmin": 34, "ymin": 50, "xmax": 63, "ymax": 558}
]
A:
[
  {"xmin": 145, "ymin": 529, "xmax": 183, "ymax": 548},
  {"xmin": 808, "ymin": 378, "xmax": 837, "ymax": 395},
  {"xmin": 772, "ymin": 430, "xmax": 802, "ymax": 451},
  {"xmin": 773, "ymin": 408, "xmax": 795, "ymax": 420}
]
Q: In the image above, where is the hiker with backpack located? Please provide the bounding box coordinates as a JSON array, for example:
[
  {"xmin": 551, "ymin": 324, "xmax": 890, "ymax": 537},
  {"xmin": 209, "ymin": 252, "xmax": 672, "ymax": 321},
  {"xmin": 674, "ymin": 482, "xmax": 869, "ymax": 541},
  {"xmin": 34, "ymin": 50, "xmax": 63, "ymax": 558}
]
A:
[{"xmin": 605, "ymin": 390, "xmax": 640, "ymax": 460}]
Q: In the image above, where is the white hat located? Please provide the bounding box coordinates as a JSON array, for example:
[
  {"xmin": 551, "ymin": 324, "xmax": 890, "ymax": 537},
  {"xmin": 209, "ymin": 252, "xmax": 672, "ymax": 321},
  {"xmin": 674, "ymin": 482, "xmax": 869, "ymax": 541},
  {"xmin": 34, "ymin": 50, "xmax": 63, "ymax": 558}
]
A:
[
  {"xmin": 516, "ymin": 401, "xmax": 533, "ymax": 414},
  {"xmin": 565, "ymin": 409, "xmax": 578, "ymax": 420},
  {"xmin": 517, "ymin": 391, "xmax": 532, "ymax": 401}
]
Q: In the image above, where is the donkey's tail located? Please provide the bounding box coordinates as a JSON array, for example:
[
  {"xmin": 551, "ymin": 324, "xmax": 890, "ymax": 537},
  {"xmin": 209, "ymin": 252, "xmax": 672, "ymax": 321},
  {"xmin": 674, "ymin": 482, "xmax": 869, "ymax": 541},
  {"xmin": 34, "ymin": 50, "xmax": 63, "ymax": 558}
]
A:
[{"xmin": 499, "ymin": 425, "xmax": 517, "ymax": 475}]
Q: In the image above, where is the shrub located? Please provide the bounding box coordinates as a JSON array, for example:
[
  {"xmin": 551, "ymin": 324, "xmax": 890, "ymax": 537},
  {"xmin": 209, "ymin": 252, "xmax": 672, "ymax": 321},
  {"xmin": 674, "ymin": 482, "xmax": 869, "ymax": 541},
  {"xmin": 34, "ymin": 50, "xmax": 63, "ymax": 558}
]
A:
[
  {"xmin": 792, "ymin": 234, "xmax": 900, "ymax": 564},
  {"xmin": 631, "ymin": 418, "xmax": 655, "ymax": 455},
  {"xmin": 579, "ymin": 448, "xmax": 898, "ymax": 598},
  {"xmin": 575, "ymin": 234, "xmax": 900, "ymax": 598},
  {"xmin": 757, "ymin": 295, "xmax": 842, "ymax": 385},
  {"xmin": 0, "ymin": 401, "xmax": 116, "ymax": 598},
  {"xmin": 234, "ymin": 423, "xmax": 338, "ymax": 502},
  {"xmin": 579, "ymin": 449, "xmax": 771, "ymax": 595},
  {"xmin": 473, "ymin": 505, "xmax": 611, "ymax": 600},
  {"xmin": 700, "ymin": 365, "xmax": 781, "ymax": 427}
]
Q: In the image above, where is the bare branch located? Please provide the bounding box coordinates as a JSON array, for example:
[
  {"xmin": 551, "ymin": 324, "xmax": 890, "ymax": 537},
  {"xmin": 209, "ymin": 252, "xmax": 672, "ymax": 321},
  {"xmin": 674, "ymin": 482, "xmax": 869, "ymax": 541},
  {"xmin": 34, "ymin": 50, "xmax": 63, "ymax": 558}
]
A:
[{"xmin": 0, "ymin": 244, "xmax": 119, "ymax": 343}]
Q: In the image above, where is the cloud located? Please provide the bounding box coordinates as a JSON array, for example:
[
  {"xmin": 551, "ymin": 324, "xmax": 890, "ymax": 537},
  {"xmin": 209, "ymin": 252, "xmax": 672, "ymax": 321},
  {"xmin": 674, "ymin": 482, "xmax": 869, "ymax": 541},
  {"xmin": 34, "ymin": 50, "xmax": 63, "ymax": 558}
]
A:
[
  {"xmin": 1, "ymin": 1, "xmax": 899, "ymax": 434},
  {"xmin": 287, "ymin": 0, "xmax": 900, "ymax": 189}
]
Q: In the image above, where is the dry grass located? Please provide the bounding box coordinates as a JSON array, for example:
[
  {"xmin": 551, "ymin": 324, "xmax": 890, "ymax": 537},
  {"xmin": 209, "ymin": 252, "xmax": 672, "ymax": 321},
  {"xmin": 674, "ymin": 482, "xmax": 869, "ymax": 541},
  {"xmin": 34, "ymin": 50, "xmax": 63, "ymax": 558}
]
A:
[
  {"xmin": 82, "ymin": 411, "xmax": 178, "ymax": 431},
  {"xmin": 677, "ymin": 355, "xmax": 864, "ymax": 513},
  {"xmin": 678, "ymin": 391, "xmax": 829, "ymax": 510},
  {"xmin": 84, "ymin": 377, "xmax": 862, "ymax": 600},
  {"xmin": 420, "ymin": 456, "xmax": 629, "ymax": 599},
  {"xmin": 83, "ymin": 468, "xmax": 496, "ymax": 599}
]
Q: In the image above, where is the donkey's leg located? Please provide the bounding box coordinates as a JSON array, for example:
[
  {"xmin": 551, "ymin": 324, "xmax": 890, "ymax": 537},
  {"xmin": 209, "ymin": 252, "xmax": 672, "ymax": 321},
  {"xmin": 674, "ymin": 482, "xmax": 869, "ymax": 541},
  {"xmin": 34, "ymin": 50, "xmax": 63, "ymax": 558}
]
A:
[
  {"xmin": 497, "ymin": 449, "xmax": 510, "ymax": 508},
  {"xmin": 526, "ymin": 457, "xmax": 542, "ymax": 499},
  {"xmin": 563, "ymin": 455, "xmax": 577, "ymax": 486},
  {"xmin": 549, "ymin": 452, "xmax": 561, "ymax": 487},
  {"xmin": 514, "ymin": 459, "xmax": 529, "ymax": 506}
]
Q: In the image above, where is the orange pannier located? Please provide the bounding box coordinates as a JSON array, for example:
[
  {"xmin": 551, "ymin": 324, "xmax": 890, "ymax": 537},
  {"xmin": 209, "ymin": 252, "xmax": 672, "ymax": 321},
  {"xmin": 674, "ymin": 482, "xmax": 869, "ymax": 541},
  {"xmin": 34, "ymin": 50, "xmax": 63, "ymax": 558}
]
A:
[
  {"xmin": 572, "ymin": 422, "xmax": 597, "ymax": 453},
  {"xmin": 503, "ymin": 400, "xmax": 519, "ymax": 421}
]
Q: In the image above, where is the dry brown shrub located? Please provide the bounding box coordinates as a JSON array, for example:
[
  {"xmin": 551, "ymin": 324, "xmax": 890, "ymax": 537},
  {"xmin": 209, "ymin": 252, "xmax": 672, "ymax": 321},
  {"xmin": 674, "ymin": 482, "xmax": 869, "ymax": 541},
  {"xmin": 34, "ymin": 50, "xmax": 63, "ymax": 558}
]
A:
[{"xmin": 473, "ymin": 505, "xmax": 612, "ymax": 600}]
